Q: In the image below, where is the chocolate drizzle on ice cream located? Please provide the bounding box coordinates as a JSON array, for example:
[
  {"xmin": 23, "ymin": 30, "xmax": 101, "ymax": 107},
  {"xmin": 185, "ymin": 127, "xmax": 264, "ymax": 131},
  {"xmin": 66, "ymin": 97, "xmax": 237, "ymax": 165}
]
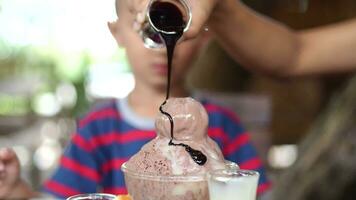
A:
[{"xmin": 159, "ymin": 100, "xmax": 207, "ymax": 166}]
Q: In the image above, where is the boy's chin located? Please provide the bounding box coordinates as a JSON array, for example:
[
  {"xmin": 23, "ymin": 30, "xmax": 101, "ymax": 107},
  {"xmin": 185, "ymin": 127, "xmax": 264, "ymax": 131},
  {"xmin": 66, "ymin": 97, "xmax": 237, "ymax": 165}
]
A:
[
  {"xmin": 151, "ymin": 81, "xmax": 168, "ymax": 91},
  {"xmin": 150, "ymin": 77, "xmax": 167, "ymax": 86}
]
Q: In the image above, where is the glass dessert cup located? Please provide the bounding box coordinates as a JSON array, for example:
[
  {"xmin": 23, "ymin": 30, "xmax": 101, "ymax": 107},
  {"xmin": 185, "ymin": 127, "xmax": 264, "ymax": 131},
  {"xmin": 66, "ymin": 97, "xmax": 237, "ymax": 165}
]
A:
[
  {"xmin": 121, "ymin": 161, "xmax": 238, "ymax": 200},
  {"xmin": 66, "ymin": 193, "xmax": 117, "ymax": 200}
]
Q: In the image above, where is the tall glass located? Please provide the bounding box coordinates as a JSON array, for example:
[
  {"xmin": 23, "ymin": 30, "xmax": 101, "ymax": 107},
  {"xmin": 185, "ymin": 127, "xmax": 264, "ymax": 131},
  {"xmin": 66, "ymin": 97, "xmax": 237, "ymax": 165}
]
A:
[
  {"xmin": 66, "ymin": 193, "xmax": 117, "ymax": 200},
  {"xmin": 139, "ymin": 0, "xmax": 192, "ymax": 48},
  {"xmin": 207, "ymin": 169, "xmax": 259, "ymax": 200}
]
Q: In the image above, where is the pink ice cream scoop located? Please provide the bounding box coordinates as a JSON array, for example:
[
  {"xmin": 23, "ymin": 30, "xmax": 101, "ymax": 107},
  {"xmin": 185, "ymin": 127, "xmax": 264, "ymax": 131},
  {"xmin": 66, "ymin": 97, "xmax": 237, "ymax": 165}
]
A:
[{"xmin": 122, "ymin": 97, "xmax": 229, "ymax": 200}]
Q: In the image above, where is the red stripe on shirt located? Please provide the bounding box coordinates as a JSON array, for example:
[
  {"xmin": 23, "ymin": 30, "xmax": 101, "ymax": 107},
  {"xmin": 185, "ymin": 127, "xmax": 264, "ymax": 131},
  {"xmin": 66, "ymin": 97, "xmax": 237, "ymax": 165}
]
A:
[
  {"xmin": 204, "ymin": 103, "xmax": 240, "ymax": 123},
  {"xmin": 61, "ymin": 156, "xmax": 100, "ymax": 182},
  {"xmin": 79, "ymin": 108, "xmax": 120, "ymax": 128},
  {"xmin": 101, "ymin": 158, "xmax": 128, "ymax": 174},
  {"xmin": 222, "ymin": 132, "xmax": 250, "ymax": 156},
  {"xmin": 103, "ymin": 187, "xmax": 127, "ymax": 195},
  {"xmin": 72, "ymin": 133, "xmax": 93, "ymax": 152},
  {"xmin": 45, "ymin": 180, "xmax": 80, "ymax": 197},
  {"xmin": 208, "ymin": 127, "xmax": 229, "ymax": 143},
  {"xmin": 257, "ymin": 182, "xmax": 272, "ymax": 195},
  {"xmin": 89, "ymin": 132, "xmax": 117, "ymax": 149},
  {"xmin": 119, "ymin": 130, "xmax": 156, "ymax": 143},
  {"xmin": 239, "ymin": 158, "xmax": 262, "ymax": 170},
  {"xmin": 88, "ymin": 130, "xmax": 156, "ymax": 149}
]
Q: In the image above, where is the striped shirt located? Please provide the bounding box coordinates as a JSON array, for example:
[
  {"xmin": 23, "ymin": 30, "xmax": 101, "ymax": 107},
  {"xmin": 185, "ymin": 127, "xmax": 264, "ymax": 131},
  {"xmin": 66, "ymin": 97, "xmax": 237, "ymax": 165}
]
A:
[{"xmin": 44, "ymin": 98, "xmax": 271, "ymax": 198}]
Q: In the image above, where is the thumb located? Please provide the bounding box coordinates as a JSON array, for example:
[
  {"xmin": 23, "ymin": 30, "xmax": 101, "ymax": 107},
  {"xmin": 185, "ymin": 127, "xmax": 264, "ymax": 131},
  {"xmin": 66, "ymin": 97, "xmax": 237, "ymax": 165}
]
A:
[{"xmin": 184, "ymin": 0, "xmax": 217, "ymax": 39}]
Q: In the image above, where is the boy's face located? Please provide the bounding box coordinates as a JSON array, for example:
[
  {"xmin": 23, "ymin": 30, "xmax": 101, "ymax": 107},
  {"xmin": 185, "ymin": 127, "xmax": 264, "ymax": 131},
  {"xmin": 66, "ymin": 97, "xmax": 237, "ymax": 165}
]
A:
[{"xmin": 109, "ymin": 1, "xmax": 209, "ymax": 91}]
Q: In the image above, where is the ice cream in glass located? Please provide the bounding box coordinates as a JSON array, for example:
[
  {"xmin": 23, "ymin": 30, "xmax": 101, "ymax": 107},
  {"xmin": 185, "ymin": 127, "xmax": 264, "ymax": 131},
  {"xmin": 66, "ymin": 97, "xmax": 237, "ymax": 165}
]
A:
[{"xmin": 121, "ymin": 97, "xmax": 235, "ymax": 200}]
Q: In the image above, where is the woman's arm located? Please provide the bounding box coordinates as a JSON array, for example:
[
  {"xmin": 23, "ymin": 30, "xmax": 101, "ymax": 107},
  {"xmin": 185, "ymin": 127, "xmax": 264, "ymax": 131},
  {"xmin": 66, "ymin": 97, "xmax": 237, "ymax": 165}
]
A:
[{"xmin": 209, "ymin": 0, "xmax": 356, "ymax": 76}]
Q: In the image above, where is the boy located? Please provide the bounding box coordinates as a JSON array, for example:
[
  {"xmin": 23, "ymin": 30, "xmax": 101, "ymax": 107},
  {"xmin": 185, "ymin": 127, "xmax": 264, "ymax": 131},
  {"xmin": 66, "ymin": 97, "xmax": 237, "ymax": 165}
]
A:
[{"xmin": 0, "ymin": 0, "xmax": 270, "ymax": 198}]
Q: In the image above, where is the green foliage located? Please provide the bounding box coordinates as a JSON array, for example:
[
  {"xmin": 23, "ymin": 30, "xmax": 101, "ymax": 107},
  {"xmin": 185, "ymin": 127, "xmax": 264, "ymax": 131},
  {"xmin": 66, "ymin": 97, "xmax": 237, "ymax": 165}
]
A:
[
  {"xmin": 0, "ymin": 95, "xmax": 29, "ymax": 116},
  {"xmin": 0, "ymin": 41, "xmax": 91, "ymax": 117}
]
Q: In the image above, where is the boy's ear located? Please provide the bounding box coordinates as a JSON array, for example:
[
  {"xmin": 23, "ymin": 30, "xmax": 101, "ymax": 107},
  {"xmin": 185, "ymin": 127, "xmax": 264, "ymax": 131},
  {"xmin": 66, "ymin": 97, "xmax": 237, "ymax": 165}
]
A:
[{"xmin": 108, "ymin": 20, "xmax": 124, "ymax": 46}]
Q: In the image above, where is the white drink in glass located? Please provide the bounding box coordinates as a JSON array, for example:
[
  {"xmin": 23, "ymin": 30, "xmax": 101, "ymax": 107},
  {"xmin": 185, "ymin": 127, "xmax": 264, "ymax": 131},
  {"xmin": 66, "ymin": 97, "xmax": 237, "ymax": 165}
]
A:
[{"xmin": 207, "ymin": 169, "xmax": 259, "ymax": 200}]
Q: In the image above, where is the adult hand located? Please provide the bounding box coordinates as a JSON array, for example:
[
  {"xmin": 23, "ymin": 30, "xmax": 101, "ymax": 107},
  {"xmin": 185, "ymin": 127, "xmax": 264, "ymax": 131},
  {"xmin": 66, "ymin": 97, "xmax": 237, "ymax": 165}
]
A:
[{"xmin": 184, "ymin": 0, "xmax": 218, "ymax": 38}]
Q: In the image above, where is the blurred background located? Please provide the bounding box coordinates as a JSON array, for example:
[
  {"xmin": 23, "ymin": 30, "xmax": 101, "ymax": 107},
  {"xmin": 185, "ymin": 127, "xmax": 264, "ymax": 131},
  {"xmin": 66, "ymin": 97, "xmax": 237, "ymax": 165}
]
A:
[{"xmin": 1, "ymin": 0, "xmax": 356, "ymax": 199}]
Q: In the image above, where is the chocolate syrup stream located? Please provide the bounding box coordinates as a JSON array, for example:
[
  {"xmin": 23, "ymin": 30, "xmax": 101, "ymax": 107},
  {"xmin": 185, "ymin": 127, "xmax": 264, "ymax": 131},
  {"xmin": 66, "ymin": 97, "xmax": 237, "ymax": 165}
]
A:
[{"xmin": 151, "ymin": 1, "xmax": 207, "ymax": 166}]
